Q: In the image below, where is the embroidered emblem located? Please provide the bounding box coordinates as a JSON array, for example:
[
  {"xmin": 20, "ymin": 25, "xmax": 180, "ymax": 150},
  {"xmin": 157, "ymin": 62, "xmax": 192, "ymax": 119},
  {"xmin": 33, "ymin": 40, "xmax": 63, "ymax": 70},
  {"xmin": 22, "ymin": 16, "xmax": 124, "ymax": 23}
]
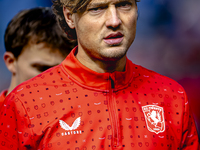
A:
[
  {"xmin": 59, "ymin": 117, "xmax": 82, "ymax": 136},
  {"xmin": 142, "ymin": 105, "xmax": 165, "ymax": 134}
]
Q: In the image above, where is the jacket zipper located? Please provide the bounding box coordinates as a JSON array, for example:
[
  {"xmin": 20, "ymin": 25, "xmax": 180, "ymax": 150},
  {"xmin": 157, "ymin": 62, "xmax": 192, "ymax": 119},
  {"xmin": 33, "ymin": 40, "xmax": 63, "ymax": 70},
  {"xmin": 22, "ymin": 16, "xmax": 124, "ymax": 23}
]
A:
[{"xmin": 108, "ymin": 76, "xmax": 119, "ymax": 148}]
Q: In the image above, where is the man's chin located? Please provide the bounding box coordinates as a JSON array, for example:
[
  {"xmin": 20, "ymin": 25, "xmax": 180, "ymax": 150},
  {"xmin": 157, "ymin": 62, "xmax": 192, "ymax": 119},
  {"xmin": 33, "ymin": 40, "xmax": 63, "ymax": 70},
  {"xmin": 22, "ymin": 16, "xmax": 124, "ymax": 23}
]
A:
[{"xmin": 100, "ymin": 50, "xmax": 127, "ymax": 61}]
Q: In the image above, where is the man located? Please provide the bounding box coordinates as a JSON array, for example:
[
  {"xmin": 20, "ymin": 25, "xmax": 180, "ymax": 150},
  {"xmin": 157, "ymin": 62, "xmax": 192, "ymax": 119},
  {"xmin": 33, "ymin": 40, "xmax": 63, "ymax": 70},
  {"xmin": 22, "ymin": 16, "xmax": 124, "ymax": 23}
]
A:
[
  {"xmin": 0, "ymin": 7, "xmax": 77, "ymax": 107},
  {"xmin": 0, "ymin": 0, "xmax": 199, "ymax": 149}
]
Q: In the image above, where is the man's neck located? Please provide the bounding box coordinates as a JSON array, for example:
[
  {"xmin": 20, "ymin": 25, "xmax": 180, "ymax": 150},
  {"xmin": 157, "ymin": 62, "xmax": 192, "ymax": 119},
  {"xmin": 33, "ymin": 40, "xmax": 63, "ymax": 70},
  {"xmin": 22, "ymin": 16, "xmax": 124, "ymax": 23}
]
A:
[
  {"xmin": 7, "ymin": 76, "xmax": 17, "ymax": 96},
  {"xmin": 76, "ymin": 52, "xmax": 126, "ymax": 73}
]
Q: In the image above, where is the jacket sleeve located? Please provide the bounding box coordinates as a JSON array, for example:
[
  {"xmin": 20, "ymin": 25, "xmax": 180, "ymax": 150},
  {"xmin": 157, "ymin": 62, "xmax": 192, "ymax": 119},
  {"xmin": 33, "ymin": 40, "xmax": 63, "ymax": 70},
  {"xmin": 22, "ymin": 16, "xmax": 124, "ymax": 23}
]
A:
[
  {"xmin": 181, "ymin": 92, "xmax": 200, "ymax": 149},
  {"xmin": 0, "ymin": 92, "xmax": 35, "ymax": 150}
]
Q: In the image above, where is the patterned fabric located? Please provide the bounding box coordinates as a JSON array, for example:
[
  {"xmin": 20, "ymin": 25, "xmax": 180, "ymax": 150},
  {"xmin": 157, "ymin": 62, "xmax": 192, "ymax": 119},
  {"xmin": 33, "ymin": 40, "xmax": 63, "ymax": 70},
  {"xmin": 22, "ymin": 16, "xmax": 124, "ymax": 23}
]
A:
[
  {"xmin": 0, "ymin": 90, "xmax": 7, "ymax": 109},
  {"xmin": 0, "ymin": 47, "xmax": 199, "ymax": 149}
]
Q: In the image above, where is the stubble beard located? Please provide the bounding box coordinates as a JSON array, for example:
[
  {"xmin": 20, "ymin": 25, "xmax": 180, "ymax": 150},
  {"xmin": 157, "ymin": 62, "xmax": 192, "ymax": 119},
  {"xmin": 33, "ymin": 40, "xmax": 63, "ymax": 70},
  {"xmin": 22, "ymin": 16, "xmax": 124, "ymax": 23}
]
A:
[{"xmin": 98, "ymin": 45, "xmax": 128, "ymax": 62}]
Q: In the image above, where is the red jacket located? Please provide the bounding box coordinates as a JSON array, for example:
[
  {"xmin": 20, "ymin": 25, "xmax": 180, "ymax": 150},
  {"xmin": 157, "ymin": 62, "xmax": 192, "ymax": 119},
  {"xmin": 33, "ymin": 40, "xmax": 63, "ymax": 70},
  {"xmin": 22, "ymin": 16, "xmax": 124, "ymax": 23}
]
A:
[
  {"xmin": 0, "ymin": 90, "xmax": 7, "ymax": 109},
  {"xmin": 0, "ymin": 47, "xmax": 199, "ymax": 149}
]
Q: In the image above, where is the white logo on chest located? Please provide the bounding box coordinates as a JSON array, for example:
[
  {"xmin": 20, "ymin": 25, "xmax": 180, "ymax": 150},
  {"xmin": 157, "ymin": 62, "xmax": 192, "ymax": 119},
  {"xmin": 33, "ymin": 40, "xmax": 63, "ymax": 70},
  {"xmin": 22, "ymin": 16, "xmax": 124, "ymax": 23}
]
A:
[
  {"xmin": 142, "ymin": 105, "xmax": 165, "ymax": 134},
  {"xmin": 59, "ymin": 117, "xmax": 82, "ymax": 136}
]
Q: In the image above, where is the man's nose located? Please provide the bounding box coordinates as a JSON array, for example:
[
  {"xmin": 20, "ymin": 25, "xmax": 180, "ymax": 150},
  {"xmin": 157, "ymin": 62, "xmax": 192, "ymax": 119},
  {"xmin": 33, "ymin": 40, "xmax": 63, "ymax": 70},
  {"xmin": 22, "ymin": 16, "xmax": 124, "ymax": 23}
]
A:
[{"xmin": 105, "ymin": 6, "xmax": 122, "ymax": 28}]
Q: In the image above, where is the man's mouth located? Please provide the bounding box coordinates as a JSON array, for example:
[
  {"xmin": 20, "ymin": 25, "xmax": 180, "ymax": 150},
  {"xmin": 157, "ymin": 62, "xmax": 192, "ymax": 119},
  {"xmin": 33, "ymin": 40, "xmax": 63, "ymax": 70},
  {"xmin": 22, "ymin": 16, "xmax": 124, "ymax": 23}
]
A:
[{"xmin": 103, "ymin": 32, "xmax": 124, "ymax": 45}]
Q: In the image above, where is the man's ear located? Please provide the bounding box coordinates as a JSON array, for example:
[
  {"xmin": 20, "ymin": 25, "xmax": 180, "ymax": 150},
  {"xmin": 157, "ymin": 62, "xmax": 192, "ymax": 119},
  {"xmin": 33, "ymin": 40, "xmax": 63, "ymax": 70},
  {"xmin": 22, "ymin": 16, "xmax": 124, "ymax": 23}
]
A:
[
  {"xmin": 63, "ymin": 7, "xmax": 75, "ymax": 29},
  {"xmin": 3, "ymin": 52, "xmax": 17, "ymax": 74}
]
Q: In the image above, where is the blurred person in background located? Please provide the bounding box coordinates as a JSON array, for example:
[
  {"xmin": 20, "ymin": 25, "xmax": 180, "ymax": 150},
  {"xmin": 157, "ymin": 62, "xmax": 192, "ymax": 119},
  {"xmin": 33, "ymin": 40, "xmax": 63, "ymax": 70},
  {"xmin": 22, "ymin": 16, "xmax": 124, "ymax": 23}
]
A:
[{"xmin": 0, "ymin": 7, "xmax": 77, "ymax": 107}]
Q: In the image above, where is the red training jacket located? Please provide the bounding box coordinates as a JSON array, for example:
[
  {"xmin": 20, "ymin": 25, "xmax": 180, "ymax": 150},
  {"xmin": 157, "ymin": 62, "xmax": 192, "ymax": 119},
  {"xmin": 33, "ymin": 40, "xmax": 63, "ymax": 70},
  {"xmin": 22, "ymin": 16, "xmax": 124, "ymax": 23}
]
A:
[
  {"xmin": 0, "ymin": 47, "xmax": 199, "ymax": 149},
  {"xmin": 0, "ymin": 90, "xmax": 7, "ymax": 109}
]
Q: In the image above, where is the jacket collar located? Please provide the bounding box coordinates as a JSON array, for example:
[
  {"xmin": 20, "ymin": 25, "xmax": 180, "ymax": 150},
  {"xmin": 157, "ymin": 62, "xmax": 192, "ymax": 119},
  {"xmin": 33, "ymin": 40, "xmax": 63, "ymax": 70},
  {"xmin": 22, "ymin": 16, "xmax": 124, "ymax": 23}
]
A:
[
  {"xmin": 62, "ymin": 47, "xmax": 137, "ymax": 91},
  {"xmin": 0, "ymin": 90, "xmax": 7, "ymax": 106}
]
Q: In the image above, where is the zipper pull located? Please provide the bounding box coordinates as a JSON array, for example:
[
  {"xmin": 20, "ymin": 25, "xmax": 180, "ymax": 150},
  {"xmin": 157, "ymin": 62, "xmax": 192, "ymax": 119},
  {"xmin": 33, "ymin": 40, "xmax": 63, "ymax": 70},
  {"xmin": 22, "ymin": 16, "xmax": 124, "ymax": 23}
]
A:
[{"xmin": 109, "ymin": 76, "xmax": 115, "ymax": 89}]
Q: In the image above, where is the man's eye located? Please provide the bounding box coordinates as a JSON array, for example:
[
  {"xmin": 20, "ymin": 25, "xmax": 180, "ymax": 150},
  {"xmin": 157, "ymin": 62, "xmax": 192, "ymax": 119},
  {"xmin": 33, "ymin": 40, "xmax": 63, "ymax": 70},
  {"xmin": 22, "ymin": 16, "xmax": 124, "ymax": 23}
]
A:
[
  {"xmin": 88, "ymin": 7, "xmax": 105, "ymax": 14},
  {"xmin": 36, "ymin": 66, "xmax": 51, "ymax": 72},
  {"xmin": 90, "ymin": 7, "xmax": 101, "ymax": 11},
  {"xmin": 32, "ymin": 64, "xmax": 52, "ymax": 72},
  {"xmin": 117, "ymin": 2, "xmax": 132, "ymax": 10}
]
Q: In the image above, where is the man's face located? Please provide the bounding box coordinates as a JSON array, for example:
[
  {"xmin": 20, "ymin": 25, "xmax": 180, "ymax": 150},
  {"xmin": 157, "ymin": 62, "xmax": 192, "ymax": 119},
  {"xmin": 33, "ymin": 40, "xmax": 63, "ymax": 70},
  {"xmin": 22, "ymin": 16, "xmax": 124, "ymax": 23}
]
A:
[
  {"xmin": 15, "ymin": 42, "xmax": 65, "ymax": 85},
  {"xmin": 71, "ymin": 0, "xmax": 137, "ymax": 61}
]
